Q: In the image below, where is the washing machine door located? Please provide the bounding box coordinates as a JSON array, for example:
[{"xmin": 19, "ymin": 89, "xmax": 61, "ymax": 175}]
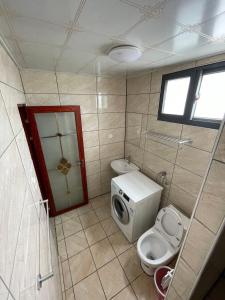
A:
[{"xmin": 112, "ymin": 195, "xmax": 129, "ymax": 224}]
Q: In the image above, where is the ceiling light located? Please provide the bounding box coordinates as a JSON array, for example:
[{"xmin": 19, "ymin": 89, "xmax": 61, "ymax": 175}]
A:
[{"xmin": 108, "ymin": 45, "xmax": 142, "ymax": 63}]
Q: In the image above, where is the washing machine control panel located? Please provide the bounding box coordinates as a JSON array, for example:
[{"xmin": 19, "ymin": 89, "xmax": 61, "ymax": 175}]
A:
[{"xmin": 118, "ymin": 189, "xmax": 130, "ymax": 202}]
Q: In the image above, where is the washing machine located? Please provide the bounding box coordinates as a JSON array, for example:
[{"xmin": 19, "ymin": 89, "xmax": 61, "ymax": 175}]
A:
[{"xmin": 111, "ymin": 171, "xmax": 163, "ymax": 243}]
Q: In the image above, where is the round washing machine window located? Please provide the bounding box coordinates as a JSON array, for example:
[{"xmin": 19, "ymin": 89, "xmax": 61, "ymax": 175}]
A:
[{"xmin": 112, "ymin": 195, "xmax": 129, "ymax": 225}]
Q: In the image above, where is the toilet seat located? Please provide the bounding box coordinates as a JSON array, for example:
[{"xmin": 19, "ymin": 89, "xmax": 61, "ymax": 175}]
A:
[{"xmin": 154, "ymin": 207, "xmax": 184, "ymax": 248}]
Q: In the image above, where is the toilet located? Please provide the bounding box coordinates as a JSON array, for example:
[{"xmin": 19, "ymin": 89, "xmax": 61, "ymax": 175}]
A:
[{"xmin": 137, "ymin": 205, "xmax": 189, "ymax": 276}]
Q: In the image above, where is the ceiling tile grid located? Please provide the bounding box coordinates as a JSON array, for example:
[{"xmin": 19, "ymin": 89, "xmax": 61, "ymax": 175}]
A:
[{"xmin": 0, "ymin": 0, "xmax": 225, "ymax": 75}]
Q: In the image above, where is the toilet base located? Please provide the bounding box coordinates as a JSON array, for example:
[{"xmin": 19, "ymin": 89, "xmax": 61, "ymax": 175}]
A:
[{"xmin": 141, "ymin": 261, "xmax": 155, "ymax": 276}]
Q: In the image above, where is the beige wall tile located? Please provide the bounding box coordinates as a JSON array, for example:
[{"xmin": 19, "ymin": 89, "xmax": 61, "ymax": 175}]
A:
[
  {"xmin": 182, "ymin": 125, "xmax": 218, "ymax": 152},
  {"xmin": 126, "ymin": 126, "xmax": 141, "ymax": 146},
  {"xmin": 149, "ymin": 93, "xmax": 160, "ymax": 115},
  {"xmin": 98, "ymin": 95, "xmax": 126, "ymax": 113},
  {"xmin": 195, "ymin": 53, "xmax": 225, "ymax": 66},
  {"xmin": 145, "ymin": 139, "xmax": 177, "ymax": 163},
  {"xmin": 143, "ymin": 151, "xmax": 174, "ymax": 181},
  {"xmin": 150, "ymin": 71, "xmax": 162, "ymax": 93},
  {"xmin": 100, "ymin": 142, "xmax": 124, "ymax": 159},
  {"xmin": 21, "ymin": 69, "xmax": 58, "ymax": 93},
  {"xmin": 176, "ymin": 145, "xmax": 211, "ymax": 176},
  {"xmin": 148, "ymin": 115, "xmax": 182, "ymax": 138},
  {"xmin": 182, "ymin": 219, "xmax": 215, "ymax": 274},
  {"xmin": 214, "ymin": 125, "xmax": 225, "ymax": 163},
  {"xmin": 87, "ymin": 173, "xmax": 101, "ymax": 191},
  {"xmin": 126, "ymin": 113, "xmax": 142, "ymax": 127},
  {"xmin": 99, "ymin": 112, "xmax": 125, "ymax": 129},
  {"xmin": 97, "ymin": 77, "xmax": 126, "ymax": 95},
  {"xmin": 86, "ymin": 160, "xmax": 100, "ymax": 176},
  {"xmin": 195, "ymin": 192, "xmax": 225, "ymax": 234},
  {"xmin": 172, "ymin": 165, "xmax": 203, "ymax": 196},
  {"xmin": 99, "ymin": 128, "xmax": 125, "ymax": 145},
  {"xmin": 168, "ymin": 184, "xmax": 196, "ymax": 217},
  {"xmin": 26, "ymin": 93, "xmax": 60, "ymax": 106},
  {"xmin": 127, "ymin": 74, "xmax": 151, "ymax": 94},
  {"xmin": 81, "ymin": 114, "xmax": 98, "ymax": 131},
  {"xmin": 100, "ymin": 155, "xmax": 123, "ymax": 172},
  {"xmin": 84, "ymin": 146, "xmax": 99, "ymax": 162},
  {"xmin": 60, "ymin": 94, "xmax": 97, "ymax": 114},
  {"xmin": 172, "ymin": 259, "xmax": 196, "ymax": 299},
  {"xmin": 127, "ymin": 94, "xmax": 149, "ymax": 113},
  {"xmin": 83, "ymin": 131, "xmax": 99, "ymax": 148},
  {"xmin": 57, "ymin": 72, "xmax": 96, "ymax": 94},
  {"xmin": 125, "ymin": 142, "xmax": 144, "ymax": 166}
]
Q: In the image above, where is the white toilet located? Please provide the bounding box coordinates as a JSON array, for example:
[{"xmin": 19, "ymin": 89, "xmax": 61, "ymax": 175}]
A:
[{"xmin": 137, "ymin": 205, "xmax": 189, "ymax": 276}]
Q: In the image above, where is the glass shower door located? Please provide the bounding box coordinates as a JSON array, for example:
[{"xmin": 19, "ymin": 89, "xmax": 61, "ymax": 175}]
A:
[{"xmin": 27, "ymin": 106, "xmax": 88, "ymax": 216}]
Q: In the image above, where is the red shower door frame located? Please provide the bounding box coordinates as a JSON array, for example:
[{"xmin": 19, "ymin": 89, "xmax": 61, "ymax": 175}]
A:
[{"xmin": 26, "ymin": 105, "xmax": 88, "ymax": 217}]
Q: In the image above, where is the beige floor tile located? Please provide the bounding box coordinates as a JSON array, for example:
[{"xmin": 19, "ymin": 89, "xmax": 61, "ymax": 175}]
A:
[
  {"xmin": 61, "ymin": 209, "xmax": 79, "ymax": 223},
  {"xmin": 118, "ymin": 247, "xmax": 143, "ymax": 282},
  {"xmin": 79, "ymin": 210, "xmax": 99, "ymax": 229},
  {"xmin": 95, "ymin": 205, "xmax": 111, "ymax": 221},
  {"xmin": 77, "ymin": 203, "xmax": 93, "ymax": 216},
  {"xmin": 55, "ymin": 215, "xmax": 62, "ymax": 225},
  {"xmin": 65, "ymin": 231, "xmax": 88, "ymax": 258},
  {"xmin": 74, "ymin": 272, "xmax": 106, "ymax": 300},
  {"xmin": 98, "ymin": 258, "xmax": 128, "ymax": 299},
  {"xmin": 90, "ymin": 238, "xmax": 116, "ymax": 268},
  {"xmin": 58, "ymin": 239, "xmax": 68, "ymax": 262},
  {"xmin": 62, "ymin": 217, "xmax": 83, "ymax": 237},
  {"xmin": 91, "ymin": 194, "xmax": 110, "ymax": 209},
  {"xmin": 111, "ymin": 286, "xmax": 137, "ymax": 300},
  {"xmin": 62, "ymin": 260, "xmax": 73, "ymax": 290},
  {"xmin": 132, "ymin": 273, "xmax": 158, "ymax": 300},
  {"xmin": 56, "ymin": 223, "xmax": 64, "ymax": 241},
  {"xmin": 65, "ymin": 287, "xmax": 75, "ymax": 300},
  {"xmin": 85, "ymin": 223, "xmax": 106, "ymax": 245},
  {"xmin": 69, "ymin": 248, "xmax": 96, "ymax": 285},
  {"xmin": 101, "ymin": 217, "xmax": 119, "ymax": 236},
  {"xmin": 109, "ymin": 231, "xmax": 132, "ymax": 255}
]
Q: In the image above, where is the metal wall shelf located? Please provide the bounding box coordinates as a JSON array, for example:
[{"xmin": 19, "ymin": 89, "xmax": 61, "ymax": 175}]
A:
[{"xmin": 145, "ymin": 130, "xmax": 192, "ymax": 145}]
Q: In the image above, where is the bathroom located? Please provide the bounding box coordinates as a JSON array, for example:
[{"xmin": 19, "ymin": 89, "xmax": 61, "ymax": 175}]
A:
[{"xmin": 1, "ymin": 0, "xmax": 225, "ymax": 299}]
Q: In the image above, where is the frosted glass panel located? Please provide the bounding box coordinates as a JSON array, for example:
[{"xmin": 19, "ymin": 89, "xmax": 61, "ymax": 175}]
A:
[{"xmin": 35, "ymin": 111, "xmax": 84, "ymax": 211}]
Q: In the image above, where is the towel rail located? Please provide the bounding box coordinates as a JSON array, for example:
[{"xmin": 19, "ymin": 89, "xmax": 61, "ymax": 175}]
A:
[{"xmin": 145, "ymin": 130, "xmax": 192, "ymax": 145}]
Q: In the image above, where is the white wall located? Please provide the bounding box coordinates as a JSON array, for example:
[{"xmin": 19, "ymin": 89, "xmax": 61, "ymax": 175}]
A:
[{"xmin": 0, "ymin": 45, "xmax": 62, "ymax": 299}]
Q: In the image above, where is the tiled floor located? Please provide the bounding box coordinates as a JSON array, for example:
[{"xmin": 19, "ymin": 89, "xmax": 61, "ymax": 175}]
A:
[{"xmin": 55, "ymin": 193, "xmax": 160, "ymax": 300}]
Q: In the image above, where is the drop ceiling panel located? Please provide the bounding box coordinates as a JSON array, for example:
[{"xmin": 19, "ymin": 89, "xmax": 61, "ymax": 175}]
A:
[
  {"xmin": 4, "ymin": 0, "xmax": 81, "ymax": 26},
  {"xmin": 10, "ymin": 17, "xmax": 67, "ymax": 46},
  {"xmin": 79, "ymin": 56, "xmax": 118, "ymax": 75},
  {"xmin": 78, "ymin": 0, "xmax": 142, "ymax": 36},
  {"xmin": 199, "ymin": 13, "xmax": 225, "ymax": 41}
]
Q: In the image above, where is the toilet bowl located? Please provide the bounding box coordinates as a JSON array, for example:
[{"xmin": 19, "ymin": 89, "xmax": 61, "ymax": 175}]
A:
[{"xmin": 137, "ymin": 205, "xmax": 189, "ymax": 276}]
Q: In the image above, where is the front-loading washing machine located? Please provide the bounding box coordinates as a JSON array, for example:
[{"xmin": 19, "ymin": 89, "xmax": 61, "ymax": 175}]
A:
[{"xmin": 111, "ymin": 171, "xmax": 163, "ymax": 243}]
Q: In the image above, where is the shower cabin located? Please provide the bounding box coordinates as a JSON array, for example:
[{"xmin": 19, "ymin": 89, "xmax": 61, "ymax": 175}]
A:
[{"xmin": 19, "ymin": 105, "xmax": 88, "ymax": 217}]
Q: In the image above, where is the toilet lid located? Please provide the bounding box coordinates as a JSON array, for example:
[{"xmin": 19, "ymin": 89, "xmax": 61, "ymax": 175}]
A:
[{"xmin": 155, "ymin": 207, "xmax": 184, "ymax": 248}]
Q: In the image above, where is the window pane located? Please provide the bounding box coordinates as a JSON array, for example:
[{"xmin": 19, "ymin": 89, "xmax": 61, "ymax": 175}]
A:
[
  {"xmin": 162, "ymin": 77, "xmax": 190, "ymax": 115},
  {"xmin": 193, "ymin": 71, "xmax": 225, "ymax": 120}
]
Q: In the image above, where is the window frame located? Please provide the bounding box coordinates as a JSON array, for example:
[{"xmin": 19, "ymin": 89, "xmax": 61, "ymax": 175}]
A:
[{"xmin": 158, "ymin": 61, "xmax": 225, "ymax": 129}]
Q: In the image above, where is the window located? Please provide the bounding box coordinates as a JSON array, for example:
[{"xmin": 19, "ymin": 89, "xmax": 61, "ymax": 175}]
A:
[{"xmin": 158, "ymin": 61, "xmax": 225, "ymax": 129}]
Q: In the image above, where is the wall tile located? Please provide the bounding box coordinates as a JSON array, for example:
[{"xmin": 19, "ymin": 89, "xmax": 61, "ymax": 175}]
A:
[
  {"xmin": 145, "ymin": 139, "xmax": 177, "ymax": 163},
  {"xmin": 172, "ymin": 165, "xmax": 203, "ymax": 196},
  {"xmin": 99, "ymin": 112, "xmax": 125, "ymax": 129},
  {"xmin": 168, "ymin": 184, "xmax": 196, "ymax": 217},
  {"xmin": 0, "ymin": 91, "xmax": 13, "ymax": 156},
  {"xmin": 176, "ymin": 145, "xmax": 211, "ymax": 176},
  {"xmin": 149, "ymin": 93, "xmax": 160, "ymax": 115},
  {"xmin": 21, "ymin": 69, "xmax": 58, "ymax": 93},
  {"xmin": 57, "ymin": 72, "xmax": 96, "ymax": 94},
  {"xmin": 0, "ymin": 83, "xmax": 25, "ymax": 135},
  {"xmin": 172, "ymin": 259, "xmax": 196, "ymax": 299},
  {"xmin": 126, "ymin": 113, "xmax": 142, "ymax": 127},
  {"xmin": 97, "ymin": 77, "xmax": 126, "ymax": 95},
  {"xmin": 100, "ymin": 142, "xmax": 124, "ymax": 159},
  {"xmin": 214, "ymin": 125, "xmax": 225, "ymax": 163},
  {"xmin": 150, "ymin": 71, "xmax": 162, "ymax": 93},
  {"xmin": 83, "ymin": 131, "xmax": 99, "ymax": 148},
  {"xmin": 26, "ymin": 93, "xmax": 60, "ymax": 106},
  {"xmin": 99, "ymin": 128, "xmax": 125, "ymax": 145},
  {"xmin": 86, "ymin": 160, "xmax": 101, "ymax": 176},
  {"xmin": 98, "ymin": 95, "xmax": 126, "ymax": 113},
  {"xmin": 127, "ymin": 94, "xmax": 149, "ymax": 113},
  {"xmin": 182, "ymin": 125, "xmax": 218, "ymax": 152},
  {"xmin": 126, "ymin": 126, "xmax": 141, "ymax": 146},
  {"xmin": 125, "ymin": 142, "xmax": 144, "ymax": 167},
  {"xmin": 60, "ymin": 94, "xmax": 97, "ymax": 114},
  {"xmin": 84, "ymin": 146, "xmax": 100, "ymax": 162},
  {"xmin": 182, "ymin": 219, "xmax": 215, "ymax": 274},
  {"xmin": 81, "ymin": 114, "xmax": 98, "ymax": 131},
  {"xmin": 100, "ymin": 154, "xmax": 123, "ymax": 172},
  {"xmin": 147, "ymin": 115, "xmax": 182, "ymax": 138},
  {"xmin": 127, "ymin": 74, "xmax": 151, "ymax": 94}
]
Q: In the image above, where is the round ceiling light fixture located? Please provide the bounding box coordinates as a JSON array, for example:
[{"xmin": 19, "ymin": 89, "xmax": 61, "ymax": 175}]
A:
[{"xmin": 108, "ymin": 45, "xmax": 142, "ymax": 63}]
